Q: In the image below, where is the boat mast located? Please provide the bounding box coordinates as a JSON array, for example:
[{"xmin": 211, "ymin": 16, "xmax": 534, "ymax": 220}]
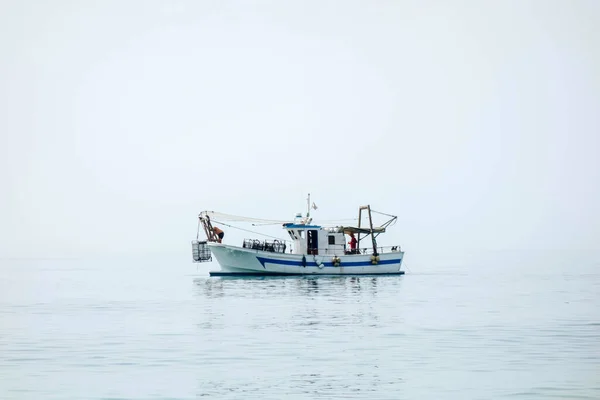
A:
[
  {"xmin": 357, "ymin": 205, "xmax": 378, "ymax": 255},
  {"xmin": 367, "ymin": 205, "xmax": 378, "ymax": 255},
  {"xmin": 357, "ymin": 206, "xmax": 362, "ymax": 250}
]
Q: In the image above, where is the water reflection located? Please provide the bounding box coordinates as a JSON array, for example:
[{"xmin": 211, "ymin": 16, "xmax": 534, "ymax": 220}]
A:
[
  {"xmin": 193, "ymin": 275, "xmax": 400, "ymax": 299},
  {"xmin": 196, "ymin": 370, "xmax": 403, "ymax": 399},
  {"xmin": 305, "ymin": 277, "xmax": 319, "ymax": 293},
  {"xmin": 192, "ymin": 275, "xmax": 404, "ymax": 398},
  {"xmin": 193, "ymin": 277, "xmax": 226, "ymax": 299}
]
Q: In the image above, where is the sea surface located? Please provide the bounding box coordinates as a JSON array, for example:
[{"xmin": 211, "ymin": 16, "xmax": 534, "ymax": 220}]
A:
[{"xmin": 1, "ymin": 251, "xmax": 598, "ymax": 399}]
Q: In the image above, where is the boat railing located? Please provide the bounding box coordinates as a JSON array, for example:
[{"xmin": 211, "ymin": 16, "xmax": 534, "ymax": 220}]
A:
[
  {"xmin": 242, "ymin": 238, "xmax": 287, "ymax": 253},
  {"xmin": 308, "ymin": 245, "xmax": 402, "ymax": 256}
]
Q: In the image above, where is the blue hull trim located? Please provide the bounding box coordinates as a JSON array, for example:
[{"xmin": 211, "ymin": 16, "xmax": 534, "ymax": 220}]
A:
[
  {"xmin": 256, "ymin": 256, "xmax": 401, "ymax": 268},
  {"xmin": 209, "ymin": 271, "xmax": 406, "ymax": 277}
]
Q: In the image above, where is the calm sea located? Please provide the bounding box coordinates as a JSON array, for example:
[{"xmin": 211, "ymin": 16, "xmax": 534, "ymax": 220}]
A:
[{"xmin": 1, "ymin": 251, "xmax": 598, "ymax": 399}]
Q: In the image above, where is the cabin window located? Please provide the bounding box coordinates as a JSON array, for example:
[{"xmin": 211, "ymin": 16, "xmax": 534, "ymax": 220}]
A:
[
  {"xmin": 299, "ymin": 230, "xmax": 305, "ymax": 239},
  {"xmin": 328, "ymin": 235, "xmax": 335, "ymax": 245}
]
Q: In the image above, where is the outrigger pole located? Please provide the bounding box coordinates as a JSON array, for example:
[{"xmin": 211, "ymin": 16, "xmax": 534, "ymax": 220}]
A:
[
  {"xmin": 357, "ymin": 205, "xmax": 377, "ymax": 255},
  {"xmin": 356, "ymin": 205, "xmax": 397, "ymax": 256}
]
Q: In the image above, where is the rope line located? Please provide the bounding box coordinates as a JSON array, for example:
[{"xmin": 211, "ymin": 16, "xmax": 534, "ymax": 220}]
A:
[
  {"xmin": 251, "ymin": 218, "xmax": 359, "ymax": 227},
  {"xmin": 371, "ymin": 210, "xmax": 397, "ymax": 218},
  {"xmin": 211, "ymin": 219, "xmax": 289, "ymax": 242},
  {"xmin": 200, "ymin": 211, "xmax": 289, "ymax": 224}
]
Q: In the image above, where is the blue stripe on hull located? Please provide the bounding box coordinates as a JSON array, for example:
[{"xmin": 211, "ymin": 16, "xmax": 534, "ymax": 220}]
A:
[
  {"xmin": 209, "ymin": 271, "xmax": 406, "ymax": 277},
  {"xmin": 256, "ymin": 256, "xmax": 401, "ymax": 268}
]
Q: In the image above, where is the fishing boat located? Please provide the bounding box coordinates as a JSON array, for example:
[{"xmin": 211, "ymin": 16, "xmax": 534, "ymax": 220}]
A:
[{"xmin": 191, "ymin": 195, "xmax": 405, "ymax": 276}]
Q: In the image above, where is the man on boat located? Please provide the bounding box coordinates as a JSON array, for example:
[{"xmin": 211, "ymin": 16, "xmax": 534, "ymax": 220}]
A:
[
  {"xmin": 348, "ymin": 232, "xmax": 357, "ymax": 254},
  {"xmin": 213, "ymin": 226, "xmax": 224, "ymax": 243}
]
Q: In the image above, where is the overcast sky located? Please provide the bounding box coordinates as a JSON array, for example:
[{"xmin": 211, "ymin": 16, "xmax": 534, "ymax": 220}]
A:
[{"xmin": 1, "ymin": 0, "xmax": 598, "ymax": 260}]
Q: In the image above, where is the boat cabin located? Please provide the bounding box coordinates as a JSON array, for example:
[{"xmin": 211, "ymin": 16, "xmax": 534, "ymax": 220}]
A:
[
  {"xmin": 284, "ymin": 223, "xmax": 346, "ymax": 255},
  {"xmin": 283, "ymin": 222, "xmax": 388, "ymax": 256}
]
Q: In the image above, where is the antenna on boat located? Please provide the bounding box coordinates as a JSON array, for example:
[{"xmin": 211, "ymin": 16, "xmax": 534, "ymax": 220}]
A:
[{"xmin": 304, "ymin": 193, "xmax": 318, "ymax": 224}]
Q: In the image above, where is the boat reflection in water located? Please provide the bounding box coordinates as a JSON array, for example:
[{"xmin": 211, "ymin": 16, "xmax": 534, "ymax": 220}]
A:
[{"xmin": 193, "ymin": 274, "xmax": 403, "ymax": 299}]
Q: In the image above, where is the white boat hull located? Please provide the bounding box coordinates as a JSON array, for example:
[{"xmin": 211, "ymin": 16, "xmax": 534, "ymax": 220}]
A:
[{"xmin": 207, "ymin": 243, "xmax": 404, "ymax": 276}]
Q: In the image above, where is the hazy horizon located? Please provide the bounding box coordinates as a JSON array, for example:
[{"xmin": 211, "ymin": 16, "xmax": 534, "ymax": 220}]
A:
[{"xmin": 2, "ymin": 1, "xmax": 598, "ymax": 261}]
